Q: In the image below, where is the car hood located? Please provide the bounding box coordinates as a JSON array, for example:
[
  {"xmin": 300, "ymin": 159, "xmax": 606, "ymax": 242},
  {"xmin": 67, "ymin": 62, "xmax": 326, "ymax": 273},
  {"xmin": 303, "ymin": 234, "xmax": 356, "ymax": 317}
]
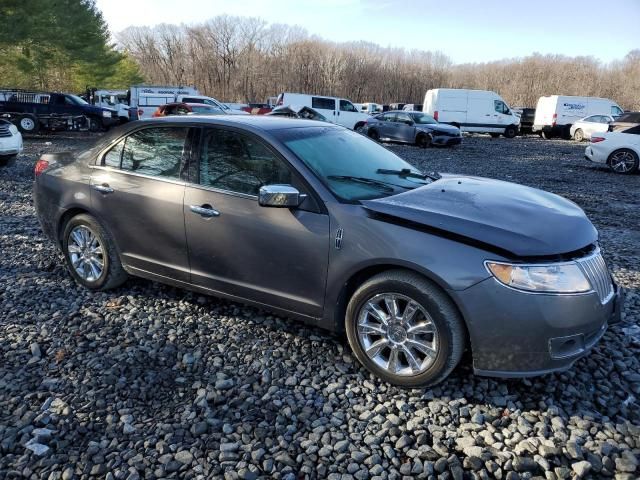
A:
[
  {"xmin": 361, "ymin": 174, "xmax": 597, "ymax": 257},
  {"xmin": 421, "ymin": 123, "xmax": 460, "ymax": 134}
]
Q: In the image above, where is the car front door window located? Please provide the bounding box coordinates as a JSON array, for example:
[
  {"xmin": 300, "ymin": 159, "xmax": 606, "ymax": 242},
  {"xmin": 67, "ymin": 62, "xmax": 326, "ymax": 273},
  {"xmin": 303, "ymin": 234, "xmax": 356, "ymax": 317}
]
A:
[
  {"xmin": 340, "ymin": 100, "xmax": 358, "ymax": 112},
  {"xmin": 200, "ymin": 129, "xmax": 292, "ymax": 196}
]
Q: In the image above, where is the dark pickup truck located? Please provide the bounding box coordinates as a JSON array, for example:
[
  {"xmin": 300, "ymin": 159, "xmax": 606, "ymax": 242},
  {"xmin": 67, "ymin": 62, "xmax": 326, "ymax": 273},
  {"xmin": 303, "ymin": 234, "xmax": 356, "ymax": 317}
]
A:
[{"xmin": 0, "ymin": 89, "xmax": 118, "ymax": 134}]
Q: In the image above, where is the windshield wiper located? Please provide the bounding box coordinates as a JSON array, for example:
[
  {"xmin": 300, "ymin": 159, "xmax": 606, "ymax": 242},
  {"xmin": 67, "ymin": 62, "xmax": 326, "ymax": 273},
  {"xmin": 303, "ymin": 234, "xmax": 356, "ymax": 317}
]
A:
[
  {"xmin": 327, "ymin": 175, "xmax": 410, "ymax": 192},
  {"xmin": 376, "ymin": 168, "xmax": 441, "ymax": 181}
]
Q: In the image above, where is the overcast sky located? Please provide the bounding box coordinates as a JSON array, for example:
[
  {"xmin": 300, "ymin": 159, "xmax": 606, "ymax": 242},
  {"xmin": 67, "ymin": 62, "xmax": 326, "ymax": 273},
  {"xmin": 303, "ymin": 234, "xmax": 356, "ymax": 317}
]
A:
[{"xmin": 96, "ymin": 0, "xmax": 640, "ymax": 64}]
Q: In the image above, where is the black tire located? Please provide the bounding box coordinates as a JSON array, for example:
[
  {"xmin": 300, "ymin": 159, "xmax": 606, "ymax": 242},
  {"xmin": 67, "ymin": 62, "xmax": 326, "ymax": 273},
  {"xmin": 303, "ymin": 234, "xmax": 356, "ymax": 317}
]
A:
[
  {"xmin": 354, "ymin": 122, "xmax": 365, "ymax": 132},
  {"xmin": 62, "ymin": 214, "xmax": 127, "ymax": 290},
  {"xmin": 17, "ymin": 114, "xmax": 39, "ymax": 134},
  {"xmin": 368, "ymin": 129, "xmax": 380, "ymax": 141},
  {"xmin": 607, "ymin": 149, "xmax": 639, "ymax": 175},
  {"xmin": 573, "ymin": 129, "xmax": 584, "ymax": 142},
  {"xmin": 489, "ymin": 133, "xmax": 500, "ymax": 138},
  {"xmin": 503, "ymin": 125, "xmax": 517, "ymax": 138},
  {"xmin": 88, "ymin": 117, "xmax": 102, "ymax": 132},
  {"xmin": 345, "ymin": 270, "xmax": 466, "ymax": 388},
  {"xmin": 541, "ymin": 130, "xmax": 553, "ymax": 140},
  {"xmin": 416, "ymin": 133, "xmax": 432, "ymax": 148}
]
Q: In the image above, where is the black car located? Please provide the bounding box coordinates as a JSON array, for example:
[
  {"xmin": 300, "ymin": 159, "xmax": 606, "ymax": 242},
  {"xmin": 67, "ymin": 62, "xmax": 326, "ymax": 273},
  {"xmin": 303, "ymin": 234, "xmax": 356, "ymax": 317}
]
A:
[
  {"xmin": 513, "ymin": 107, "xmax": 535, "ymax": 134},
  {"xmin": 0, "ymin": 89, "xmax": 118, "ymax": 133},
  {"xmin": 609, "ymin": 112, "xmax": 640, "ymax": 132}
]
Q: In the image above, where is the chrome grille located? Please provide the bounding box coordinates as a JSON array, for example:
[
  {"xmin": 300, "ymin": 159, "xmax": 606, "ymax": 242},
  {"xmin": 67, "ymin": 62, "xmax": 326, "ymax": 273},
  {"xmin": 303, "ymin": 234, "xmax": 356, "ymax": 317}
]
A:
[
  {"xmin": 577, "ymin": 251, "xmax": 613, "ymax": 303},
  {"xmin": 0, "ymin": 125, "xmax": 11, "ymax": 137}
]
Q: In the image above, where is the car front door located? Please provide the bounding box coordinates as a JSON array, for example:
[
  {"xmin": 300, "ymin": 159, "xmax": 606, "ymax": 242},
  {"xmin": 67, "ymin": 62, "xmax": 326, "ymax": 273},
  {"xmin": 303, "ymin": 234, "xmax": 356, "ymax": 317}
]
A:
[
  {"xmin": 338, "ymin": 99, "xmax": 361, "ymax": 129},
  {"xmin": 89, "ymin": 125, "xmax": 192, "ymax": 281},
  {"xmin": 311, "ymin": 97, "xmax": 338, "ymax": 124},
  {"xmin": 394, "ymin": 112, "xmax": 417, "ymax": 143},
  {"xmin": 183, "ymin": 126, "xmax": 330, "ymax": 318}
]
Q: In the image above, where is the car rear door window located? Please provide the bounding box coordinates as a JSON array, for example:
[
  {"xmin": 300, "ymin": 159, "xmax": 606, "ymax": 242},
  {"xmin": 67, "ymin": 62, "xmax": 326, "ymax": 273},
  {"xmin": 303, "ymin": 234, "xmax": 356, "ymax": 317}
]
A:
[
  {"xmin": 199, "ymin": 128, "xmax": 292, "ymax": 196},
  {"xmin": 121, "ymin": 127, "xmax": 188, "ymax": 179},
  {"xmin": 103, "ymin": 139, "xmax": 125, "ymax": 168},
  {"xmin": 312, "ymin": 97, "xmax": 336, "ymax": 111}
]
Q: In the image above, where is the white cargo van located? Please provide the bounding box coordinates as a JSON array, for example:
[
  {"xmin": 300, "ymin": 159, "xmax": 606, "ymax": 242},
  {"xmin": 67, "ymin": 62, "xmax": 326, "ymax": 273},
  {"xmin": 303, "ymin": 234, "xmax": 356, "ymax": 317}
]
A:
[
  {"xmin": 275, "ymin": 93, "xmax": 370, "ymax": 130},
  {"xmin": 532, "ymin": 95, "xmax": 623, "ymax": 139},
  {"xmin": 423, "ymin": 89, "xmax": 520, "ymax": 138}
]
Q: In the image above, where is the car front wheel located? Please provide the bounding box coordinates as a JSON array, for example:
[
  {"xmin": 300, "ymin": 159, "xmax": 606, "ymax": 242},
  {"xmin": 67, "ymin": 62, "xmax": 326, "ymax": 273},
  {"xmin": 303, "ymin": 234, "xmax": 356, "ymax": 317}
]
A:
[
  {"xmin": 345, "ymin": 270, "xmax": 465, "ymax": 388},
  {"xmin": 62, "ymin": 214, "xmax": 127, "ymax": 290},
  {"xmin": 573, "ymin": 129, "xmax": 584, "ymax": 142}
]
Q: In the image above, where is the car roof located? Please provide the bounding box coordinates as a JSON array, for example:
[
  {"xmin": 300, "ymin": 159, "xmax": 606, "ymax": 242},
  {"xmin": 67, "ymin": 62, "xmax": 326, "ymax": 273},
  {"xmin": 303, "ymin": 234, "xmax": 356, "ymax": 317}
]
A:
[{"xmin": 126, "ymin": 115, "xmax": 338, "ymax": 131}]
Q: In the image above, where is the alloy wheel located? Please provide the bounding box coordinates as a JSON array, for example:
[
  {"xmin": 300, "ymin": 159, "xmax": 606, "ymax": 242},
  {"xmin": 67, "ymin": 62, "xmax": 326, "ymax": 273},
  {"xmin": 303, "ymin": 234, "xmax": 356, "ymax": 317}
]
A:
[
  {"xmin": 610, "ymin": 150, "xmax": 637, "ymax": 173},
  {"xmin": 357, "ymin": 293, "xmax": 438, "ymax": 376},
  {"xmin": 67, "ymin": 225, "xmax": 104, "ymax": 282}
]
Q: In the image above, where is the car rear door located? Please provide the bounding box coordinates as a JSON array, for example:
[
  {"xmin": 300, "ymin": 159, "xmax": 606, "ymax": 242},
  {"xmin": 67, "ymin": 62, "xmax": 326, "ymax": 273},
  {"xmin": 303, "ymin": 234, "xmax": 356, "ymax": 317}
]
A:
[
  {"xmin": 89, "ymin": 125, "xmax": 192, "ymax": 281},
  {"xmin": 183, "ymin": 126, "xmax": 330, "ymax": 318}
]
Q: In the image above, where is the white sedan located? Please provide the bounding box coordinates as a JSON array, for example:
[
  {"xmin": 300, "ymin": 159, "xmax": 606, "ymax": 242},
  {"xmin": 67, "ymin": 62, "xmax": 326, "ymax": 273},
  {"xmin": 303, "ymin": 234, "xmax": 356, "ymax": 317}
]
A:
[
  {"xmin": 585, "ymin": 128, "xmax": 640, "ymax": 174},
  {"xmin": 0, "ymin": 119, "xmax": 23, "ymax": 164},
  {"xmin": 571, "ymin": 114, "xmax": 615, "ymax": 142}
]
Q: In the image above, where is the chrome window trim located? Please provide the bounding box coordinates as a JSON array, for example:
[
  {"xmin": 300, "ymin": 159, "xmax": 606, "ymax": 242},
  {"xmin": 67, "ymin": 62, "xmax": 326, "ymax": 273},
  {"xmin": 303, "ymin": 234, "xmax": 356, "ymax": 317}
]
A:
[
  {"xmin": 184, "ymin": 182, "xmax": 258, "ymax": 201},
  {"xmin": 90, "ymin": 164, "xmax": 187, "ymax": 187}
]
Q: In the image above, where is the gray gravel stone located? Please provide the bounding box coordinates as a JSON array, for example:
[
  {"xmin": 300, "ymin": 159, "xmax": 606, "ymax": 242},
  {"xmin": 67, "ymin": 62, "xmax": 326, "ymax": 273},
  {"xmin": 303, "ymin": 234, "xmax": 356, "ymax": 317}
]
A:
[{"xmin": 1, "ymin": 135, "xmax": 639, "ymax": 479}]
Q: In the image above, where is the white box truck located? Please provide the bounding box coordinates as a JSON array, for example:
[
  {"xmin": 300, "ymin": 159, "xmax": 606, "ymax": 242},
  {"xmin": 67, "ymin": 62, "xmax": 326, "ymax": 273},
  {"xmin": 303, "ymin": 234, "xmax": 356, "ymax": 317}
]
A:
[
  {"xmin": 128, "ymin": 86, "xmax": 245, "ymax": 119},
  {"xmin": 423, "ymin": 88, "xmax": 520, "ymax": 138},
  {"xmin": 275, "ymin": 93, "xmax": 370, "ymax": 130},
  {"xmin": 532, "ymin": 95, "xmax": 624, "ymax": 139}
]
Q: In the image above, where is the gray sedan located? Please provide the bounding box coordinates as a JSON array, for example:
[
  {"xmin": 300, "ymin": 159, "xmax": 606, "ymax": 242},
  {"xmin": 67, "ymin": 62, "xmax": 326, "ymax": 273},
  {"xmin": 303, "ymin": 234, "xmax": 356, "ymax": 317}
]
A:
[
  {"xmin": 362, "ymin": 111, "xmax": 462, "ymax": 147},
  {"xmin": 34, "ymin": 116, "xmax": 622, "ymax": 387}
]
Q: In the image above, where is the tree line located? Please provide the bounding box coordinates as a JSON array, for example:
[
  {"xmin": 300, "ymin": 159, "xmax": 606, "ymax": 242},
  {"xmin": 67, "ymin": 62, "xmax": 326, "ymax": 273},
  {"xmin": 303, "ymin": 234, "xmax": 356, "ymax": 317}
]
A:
[
  {"xmin": 118, "ymin": 15, "xmax": 640, "ymax": 110},
  {"xmin": 0, "ymin": 0, "xmax": 142, "ymax": 92}
]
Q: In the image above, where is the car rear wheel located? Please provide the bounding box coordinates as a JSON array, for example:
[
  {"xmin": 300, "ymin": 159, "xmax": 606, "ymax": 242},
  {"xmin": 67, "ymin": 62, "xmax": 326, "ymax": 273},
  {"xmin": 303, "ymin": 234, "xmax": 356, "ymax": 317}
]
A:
[
  {"xmin": 608, "ymin": 149, "xmax": 639, "ymax": 174},
  {"xmin": 573, "ymin": 129, "xmax": 584, "ymax": 142},
  {"xmin": 17, "ymin": 114, "xmax": 39, "ymax": 134},
  {"xmin": 62, "ymin": 214, "xmax": 127, "ymax": 290},
  {"xmin": 345, "ymin": 270, "xmax": 465, "ymax": 388},
  {"xmin": 368, "ymin": 129, "xmax": 380, "ymax": 141},
  {"xmin": 541, "ymin": 130, "xmax": 553, "ymax": 140},
  {"xmin": 416, "ymin": 133, "xmax": 432, "ymax": 148}
]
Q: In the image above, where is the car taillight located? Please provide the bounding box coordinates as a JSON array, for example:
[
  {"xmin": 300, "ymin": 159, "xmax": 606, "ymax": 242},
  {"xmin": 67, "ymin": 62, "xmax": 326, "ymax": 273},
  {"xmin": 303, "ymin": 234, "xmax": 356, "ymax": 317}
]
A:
[
  {"xmin": 434, "ymin": 111, "xmax": 438, "ymax": 121},
  {"xmin": 591, "ymin": 136, "xmax": 606, "ymax": 143},
  {"xmin": 138, "ymin": 109, "xmax": 143, "ymax": 117},
  {"xmin": 34, "ymin": 159, "xmax": 49, "ymax": 176},
  {"xmin": 552, "ymin": 113, "xmax": 557, "ymax": 127}
]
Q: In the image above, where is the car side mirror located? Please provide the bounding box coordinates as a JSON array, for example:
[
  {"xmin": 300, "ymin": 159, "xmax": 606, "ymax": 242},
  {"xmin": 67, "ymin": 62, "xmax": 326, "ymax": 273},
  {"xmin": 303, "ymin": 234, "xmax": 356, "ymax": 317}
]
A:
[{"xmin": 258, "ymin": 185, "xmax": 305, "ymax": 208}]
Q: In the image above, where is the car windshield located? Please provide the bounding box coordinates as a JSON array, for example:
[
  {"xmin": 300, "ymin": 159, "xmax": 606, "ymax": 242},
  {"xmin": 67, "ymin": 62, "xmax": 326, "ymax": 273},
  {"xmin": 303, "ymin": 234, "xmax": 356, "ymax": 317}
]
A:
[
  {"xmin": 67, "ymin": 94, "xmax": 88, "ymax": 105},
  {"xmin": 278, "ymin": 127, "xmax": 434, "ymax": 202},
  {"xmin": 411, "ymin": 113, "xmax": 437, "ymax": 124}
]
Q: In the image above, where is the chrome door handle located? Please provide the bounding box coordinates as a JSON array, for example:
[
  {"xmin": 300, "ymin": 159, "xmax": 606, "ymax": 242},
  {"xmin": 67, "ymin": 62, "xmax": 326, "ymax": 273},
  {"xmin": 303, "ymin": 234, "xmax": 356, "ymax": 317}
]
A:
[
  {"xmin": 93, "ymin": 184, "xmax": 114, "ymax": 194},
  {"xmin": 190, "ymin": 205, "xmax": 220, "ymax": 217}
]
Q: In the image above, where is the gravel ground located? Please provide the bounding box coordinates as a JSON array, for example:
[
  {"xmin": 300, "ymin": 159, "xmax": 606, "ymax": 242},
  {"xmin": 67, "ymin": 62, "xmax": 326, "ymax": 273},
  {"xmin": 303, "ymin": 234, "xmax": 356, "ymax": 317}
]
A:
[{"xmin": 1, "ymin": 133, "xmax": 639, "ymax": 480}]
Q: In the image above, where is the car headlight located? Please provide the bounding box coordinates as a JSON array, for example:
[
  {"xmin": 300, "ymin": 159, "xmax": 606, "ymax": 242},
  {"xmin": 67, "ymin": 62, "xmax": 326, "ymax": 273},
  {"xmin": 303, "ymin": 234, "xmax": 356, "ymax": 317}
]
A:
[
  {"xmin": 486, "ymin": 261, "xmax": 591, "ymax": 293},
  {"xmin": 9, "ymin": 124, "xmax": 18, "ymax": 135}
]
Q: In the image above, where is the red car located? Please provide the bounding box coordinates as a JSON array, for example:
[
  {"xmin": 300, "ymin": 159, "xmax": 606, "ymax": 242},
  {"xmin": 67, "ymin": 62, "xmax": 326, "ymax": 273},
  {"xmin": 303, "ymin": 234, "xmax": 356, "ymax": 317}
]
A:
[{"xmin": 152, "ymin": 102, "xmax": 225, "ymax": 117}]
